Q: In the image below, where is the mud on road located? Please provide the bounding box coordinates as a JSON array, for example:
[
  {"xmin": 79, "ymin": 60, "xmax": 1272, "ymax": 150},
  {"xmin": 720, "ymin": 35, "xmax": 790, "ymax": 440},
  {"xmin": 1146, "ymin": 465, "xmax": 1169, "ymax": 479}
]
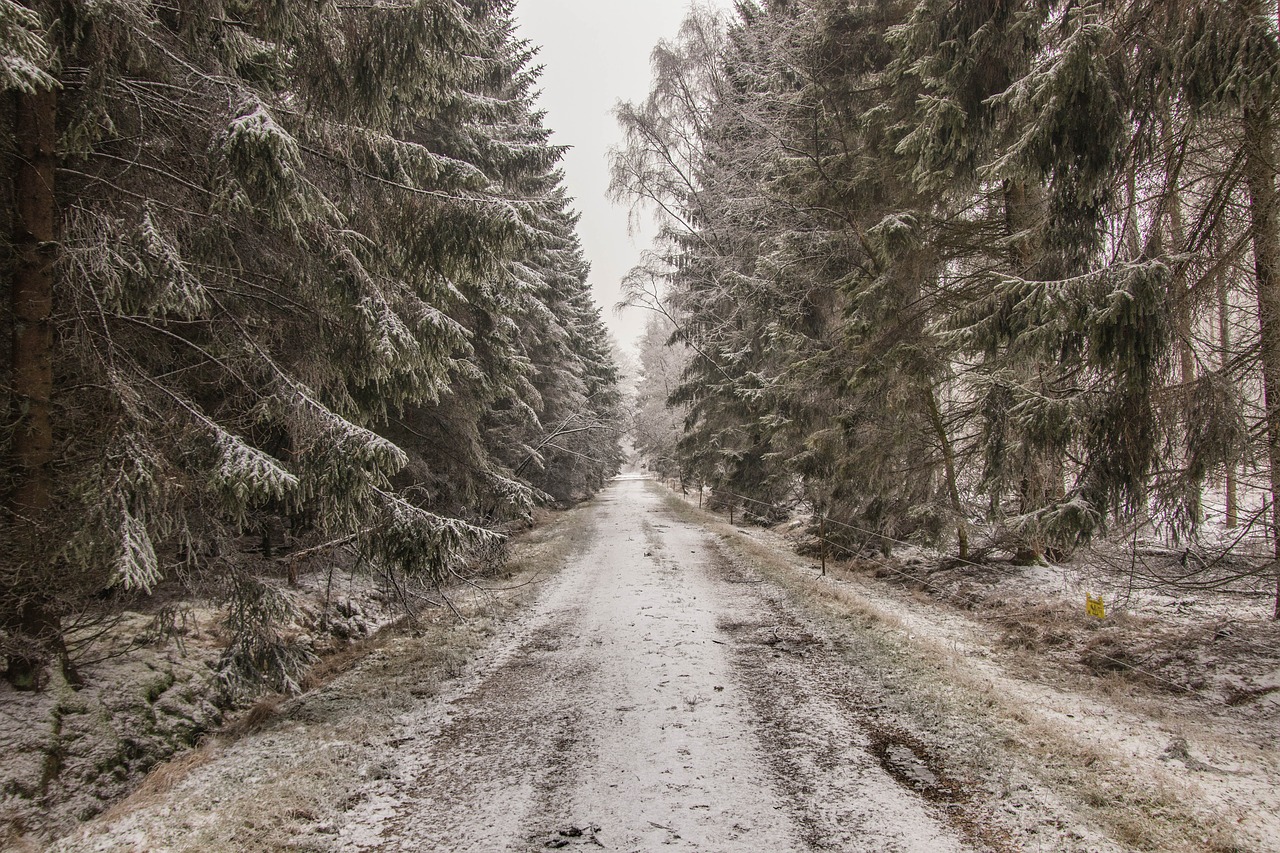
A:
[{"xmin": 52, "ymin": 478, "xmax": 1265, "ymax": 851}]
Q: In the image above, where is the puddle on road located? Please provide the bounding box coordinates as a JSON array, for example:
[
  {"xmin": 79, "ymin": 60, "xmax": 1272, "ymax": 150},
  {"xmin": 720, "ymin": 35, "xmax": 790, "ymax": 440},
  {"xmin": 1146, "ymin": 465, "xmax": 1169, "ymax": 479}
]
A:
[
  {"xmin": 716, "ymin": 617, "xmax": 821, "ymax": 658},
  {"xmin": 867, "ymin": 727, "xmax": 967, "ymax": 804},
  {"xmin": 883, "ymin": 744, "xmax": 940, "ymax": 788},
  {"xmin": 531, "ymin": 824, "xmax": 603, "ymax": 849}
]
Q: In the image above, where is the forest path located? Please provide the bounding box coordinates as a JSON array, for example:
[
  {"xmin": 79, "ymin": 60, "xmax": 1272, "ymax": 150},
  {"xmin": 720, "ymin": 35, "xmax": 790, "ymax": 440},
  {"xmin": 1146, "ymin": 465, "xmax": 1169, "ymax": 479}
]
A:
[
  {"xmin": 335, "ymin": 476, "xmax": 968, "ymax": 852},
  {"xmin": 46, "ymin": 476, "xmax": 970, "ymax": 853},
  {"xmin": 52, "ymin": 478, "xmax": 1276, "ymax": 853}
]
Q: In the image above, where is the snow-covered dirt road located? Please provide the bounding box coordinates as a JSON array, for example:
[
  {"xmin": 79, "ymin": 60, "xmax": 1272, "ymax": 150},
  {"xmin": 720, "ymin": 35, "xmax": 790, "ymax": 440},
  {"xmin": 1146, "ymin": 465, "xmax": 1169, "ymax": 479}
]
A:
[
  {"xmin": 329, "ymin": 477, "xmax": 967, "ymax": 852},
  {"xmin": 55, "ymin": 477, "xmax": 1268, "ymax": 852},
  {"xmin": 56, "ymin": 479, "xmax": 979, "ymax": 852}
]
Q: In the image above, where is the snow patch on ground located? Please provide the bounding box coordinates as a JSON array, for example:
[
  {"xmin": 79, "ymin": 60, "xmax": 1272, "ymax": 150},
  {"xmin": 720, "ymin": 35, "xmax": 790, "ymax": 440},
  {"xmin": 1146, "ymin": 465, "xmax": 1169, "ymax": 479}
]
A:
[
  {"xmin": 714, "ymin": 505, "xmax": 1280, "ymax": 852},
  {"xmin": 1, "ymin": 565, "xmax": 399, "ymax": 846},
  {"xmin": 39, "ymin": 482, "xmax": 1279, "ymax": 852}
]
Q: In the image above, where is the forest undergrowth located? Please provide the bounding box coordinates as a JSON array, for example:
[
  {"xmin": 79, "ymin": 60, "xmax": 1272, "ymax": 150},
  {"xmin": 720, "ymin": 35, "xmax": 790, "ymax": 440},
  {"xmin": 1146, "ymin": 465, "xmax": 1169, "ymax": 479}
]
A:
[
  {"xmin": 1, "ymin": 502, "xmax": 594, "ymax": 848},
  {"xmin": 666, "ymin": 479, "xmax": 1280, "ymax": 734}
]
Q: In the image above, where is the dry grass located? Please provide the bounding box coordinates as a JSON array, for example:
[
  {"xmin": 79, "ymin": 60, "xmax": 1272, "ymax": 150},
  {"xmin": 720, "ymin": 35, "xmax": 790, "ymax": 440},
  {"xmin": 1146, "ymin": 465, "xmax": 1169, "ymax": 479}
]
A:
[
  {"xmin": 58, "ymin": 499, "xmax": 604, "ymax": 851},
  {"xmin": 172, "ymin": 742, "xmax": 357, "ymax": 852},
  {"xmin": 96, "ymin": 743, "xmax": 222, "ymax": 824},
  {"xmin": 223, "ymin": 695, "xmax": 282, "ymax": 736},
  {"xmin": 656, "ymin": 482, "xmax": 1249, "ymax": 853},
  {"xmin": 299, "ymin": 632, "xmax": 390, "ymax": 692}
]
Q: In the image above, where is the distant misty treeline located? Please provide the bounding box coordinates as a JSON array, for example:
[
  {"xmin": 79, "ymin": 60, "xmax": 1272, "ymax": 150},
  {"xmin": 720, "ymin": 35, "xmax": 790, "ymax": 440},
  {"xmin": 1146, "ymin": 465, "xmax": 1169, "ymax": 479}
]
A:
[
  {"xmin": 1, "ymin": 0, "xmax": 623, "ymax": 691},
  {"xmin": 621, "ymin": 0, "xmax": 1280, "ymax": 612}
]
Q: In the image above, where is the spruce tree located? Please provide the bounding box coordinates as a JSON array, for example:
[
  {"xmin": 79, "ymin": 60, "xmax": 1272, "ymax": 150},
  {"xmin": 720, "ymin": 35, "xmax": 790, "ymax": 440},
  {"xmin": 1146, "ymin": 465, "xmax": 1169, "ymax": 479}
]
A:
[
  {"xmin": 617, "ymin": 0, "xmax": 1274, "ymax": 589},
  {"xmin": 1, "ymin": 0, "xmax": 622, "ymax": 689}
]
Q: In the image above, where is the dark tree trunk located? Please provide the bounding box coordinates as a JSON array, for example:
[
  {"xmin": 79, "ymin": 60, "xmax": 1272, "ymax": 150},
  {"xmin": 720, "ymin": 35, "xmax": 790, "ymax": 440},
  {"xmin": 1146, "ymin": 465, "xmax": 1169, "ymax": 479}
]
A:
[
  {"xmin": 5, "ymin": 84, "xmax": 62, "ymax": 689},
  {"xmin": 925, "ymin": 384, "xmax": 967, "ymax": 561},
  {"xmin": 1243, "ymin": 99, "xmax": 1280, "ymax": 620},
  {"xmin": 1003, "ymin": 179, "xmax": 1053, "ymax": 561},
  {"xmin": 1220, "ymin": 272, "xmax": 1238, "ymax": 529},
  {"xmin": 1164, "ymin": 157, "xmax": 1204, "ymax": 527}
]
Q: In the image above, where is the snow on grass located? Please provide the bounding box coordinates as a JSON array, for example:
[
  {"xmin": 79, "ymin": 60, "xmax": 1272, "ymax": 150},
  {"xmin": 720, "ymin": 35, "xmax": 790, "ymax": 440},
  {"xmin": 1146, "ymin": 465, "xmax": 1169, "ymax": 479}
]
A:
[
  {"xmin": 661, "ymin": 483, "xmax": 1272, "ymax": 853},
  {"xmin": 45, "ymin": 503, "xmax": 598, "ymax": 851}
]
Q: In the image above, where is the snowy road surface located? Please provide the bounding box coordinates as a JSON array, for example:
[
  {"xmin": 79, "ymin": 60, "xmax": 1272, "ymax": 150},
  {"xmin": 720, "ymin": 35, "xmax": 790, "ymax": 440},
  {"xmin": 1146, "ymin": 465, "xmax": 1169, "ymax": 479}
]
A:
[
  {"xmin": 335, "ymin": 478, "xmax": 968, "ymax": 851},
  {"xmin": 52, "ymin": 477, "xmax": 1280, "ymax": 853}
]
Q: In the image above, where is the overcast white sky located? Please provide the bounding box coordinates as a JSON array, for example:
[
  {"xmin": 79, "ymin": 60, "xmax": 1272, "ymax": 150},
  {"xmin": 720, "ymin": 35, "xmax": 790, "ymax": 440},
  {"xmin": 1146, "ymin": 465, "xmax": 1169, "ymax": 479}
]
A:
[{"xmin": 514, "ymin": 0, "xmax": 721, "ymax": 353}]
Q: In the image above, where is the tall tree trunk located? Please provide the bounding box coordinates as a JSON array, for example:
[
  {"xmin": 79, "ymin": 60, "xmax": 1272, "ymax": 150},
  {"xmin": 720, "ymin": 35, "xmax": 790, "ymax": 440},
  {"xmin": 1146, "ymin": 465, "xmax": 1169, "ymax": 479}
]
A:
[
  {"xmin": 1003, "ymin": 179, "xmax": 1036, "ymax": 275},
  {"xmin": 1123, "ymin": 163, "xmax": 1143, "ymax": 259},
  {"xmin": 1003, "ymin": 179, "xmax": 1052, "ymax": 561},
  {"xmin": 925, "ymin": 384, "xmax": 967, "ymax": 561},
  {"xmin": 1220, "ymin": 272, "xmax": 1238, "ymax": 529},
  {"xmin": 1168, "ymin": 187, "xmax": 1195, "ymax": 386},
  {"xmin": 1166, "ymin": 162, "xmax": 1204, "ymax": 527},
  {"xmin": 1243, "ymin": 99, "xmax": 1280, "ymax": 620},
  {"xmin": 818, "ymin": 504, "xmax": 827, "ymax": 576},
  {"xmin": 5, "ymin": 85, "xmax": 62, "ymax": 688}
]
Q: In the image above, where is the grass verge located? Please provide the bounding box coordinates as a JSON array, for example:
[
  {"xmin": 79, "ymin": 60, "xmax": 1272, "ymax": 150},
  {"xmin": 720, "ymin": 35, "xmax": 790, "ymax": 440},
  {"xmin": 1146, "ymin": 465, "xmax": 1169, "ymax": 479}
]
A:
[
  {"xmin": 53, "ymin": 500, "xmax": 601, "ymax": 852},
  {"xmin": 656, "ymin": 482, "xmax": 1250, "ymax": 853}
]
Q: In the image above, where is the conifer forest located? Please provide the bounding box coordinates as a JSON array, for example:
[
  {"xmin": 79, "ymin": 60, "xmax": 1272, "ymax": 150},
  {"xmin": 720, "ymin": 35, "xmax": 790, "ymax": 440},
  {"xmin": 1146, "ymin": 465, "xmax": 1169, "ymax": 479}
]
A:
[
  {"xmin": 624, "ymin": 0, "xmax": 1280, "ymax": 611},
  {"xmin": 2, "ymin": 0, "xmax": 623, "ymax": 694},
  {"xmin": 4, "ymin": 1, "xmax": 1280, "ymax": 851}
]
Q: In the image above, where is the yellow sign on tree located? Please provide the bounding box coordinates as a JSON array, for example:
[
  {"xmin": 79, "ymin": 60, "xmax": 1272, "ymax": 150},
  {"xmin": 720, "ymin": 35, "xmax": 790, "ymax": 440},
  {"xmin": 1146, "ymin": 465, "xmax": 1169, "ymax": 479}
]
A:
[{"xmin": 1086, "ymin": 594, "xmax": 1106, "ymax": 619}]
